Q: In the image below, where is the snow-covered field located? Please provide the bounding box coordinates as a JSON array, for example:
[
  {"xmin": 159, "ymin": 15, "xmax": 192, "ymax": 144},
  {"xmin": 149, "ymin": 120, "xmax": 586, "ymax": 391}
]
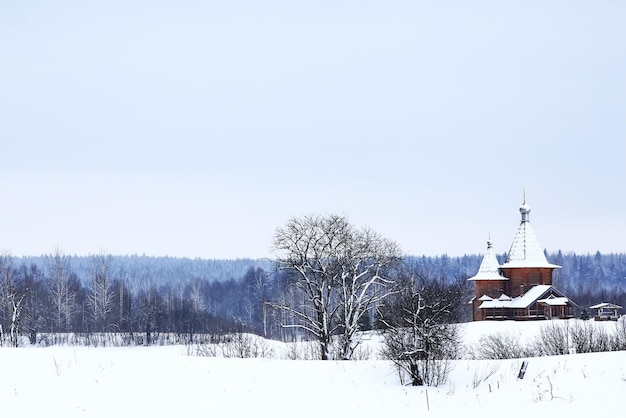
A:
[{"xmin": 2, "ymin": 320, "xmax": 625, "ymax": 417}]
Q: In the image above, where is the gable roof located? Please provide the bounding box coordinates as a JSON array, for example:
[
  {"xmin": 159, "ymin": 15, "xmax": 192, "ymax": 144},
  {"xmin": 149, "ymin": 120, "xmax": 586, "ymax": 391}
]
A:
[
  {"xmin": 468, "ymin": 239, "xmax": 507, "ymax": 281},
  {"xmin": 538, "ymin": 296, "xmax": 570, "ymax": 306},
  {"xmin": 500, "ymin": 203, "xmax": 561, "ymax": 269},
  {"xmin": 589, "ymin": 302, "xmax": 623, "ymax": 310},
  {"xmin": 477, "ymin": 285, "xmax": 576, "ymax": 309}
]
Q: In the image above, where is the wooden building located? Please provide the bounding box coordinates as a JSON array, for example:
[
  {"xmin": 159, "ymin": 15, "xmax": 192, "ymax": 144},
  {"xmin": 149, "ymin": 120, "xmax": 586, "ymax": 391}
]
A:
[
  {"xmin": 468, "ymin": 200, "xmax": 578, "ymax": 321},
  {"xmin": 589, "ymin": 303, "xmax": 623, "ymax": 321}
]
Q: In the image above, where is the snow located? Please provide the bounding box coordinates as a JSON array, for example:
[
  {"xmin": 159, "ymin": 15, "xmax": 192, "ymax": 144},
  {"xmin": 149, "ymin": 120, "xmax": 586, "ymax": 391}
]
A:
[
  {"xmin": 538, "ymin": 297, "xmax": 570, "ymax": 306},
  {"xmin": 501, "ymin": 220, "xmax": 561, "ymax": 269},
  {"xmin": 590, "ymin": 302, "xmax": 623, "ymax": 309},
  {"xmin": 478, "ymin": 285, "xmax": 567, "ymax": 309},
  {"xmin": 2, "ymin": 320, "xmax": 625, "ymax": 417},
  {"xmin": 467, "ymin": 240, "xmax": 505, "ymax": 282}
]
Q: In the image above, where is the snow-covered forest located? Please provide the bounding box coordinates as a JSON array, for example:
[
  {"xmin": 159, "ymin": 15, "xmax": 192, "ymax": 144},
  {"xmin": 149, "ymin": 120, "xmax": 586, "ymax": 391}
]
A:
[{"xmin": 1, "ymin": 249, "xmax": 624, "ymax": 347}]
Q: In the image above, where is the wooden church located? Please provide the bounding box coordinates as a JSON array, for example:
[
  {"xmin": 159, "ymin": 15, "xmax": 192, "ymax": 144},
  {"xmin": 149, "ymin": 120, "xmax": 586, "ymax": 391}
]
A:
[{"xmin": 468, "ymin": 200, "xmax": 578, "ymax": 321}]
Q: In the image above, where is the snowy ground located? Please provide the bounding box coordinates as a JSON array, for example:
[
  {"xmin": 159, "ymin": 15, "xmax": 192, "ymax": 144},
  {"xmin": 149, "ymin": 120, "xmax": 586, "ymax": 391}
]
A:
[{"xmin": 2, "ymin": 320, "xmax": 625, "ymax": 417}]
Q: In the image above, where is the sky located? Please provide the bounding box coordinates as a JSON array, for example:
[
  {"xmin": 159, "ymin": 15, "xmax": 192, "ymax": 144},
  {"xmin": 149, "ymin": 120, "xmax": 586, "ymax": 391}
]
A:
[{"xmin": 1, "ymin": 1, "xmax": 625, "ymax": 259}]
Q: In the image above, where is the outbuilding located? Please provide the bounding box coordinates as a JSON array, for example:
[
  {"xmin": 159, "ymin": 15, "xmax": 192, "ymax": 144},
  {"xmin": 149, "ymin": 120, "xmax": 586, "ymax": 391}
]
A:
[{"xmin": 589, "ymin": 302, "xmax": 622, "ymax": 321}]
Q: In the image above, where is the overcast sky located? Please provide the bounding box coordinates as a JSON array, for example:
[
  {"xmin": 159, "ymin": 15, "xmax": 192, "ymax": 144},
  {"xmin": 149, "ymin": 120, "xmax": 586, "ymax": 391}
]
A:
[{"xmin": 1, "ymin": 1, "xmax": 624, "ymax": 259}]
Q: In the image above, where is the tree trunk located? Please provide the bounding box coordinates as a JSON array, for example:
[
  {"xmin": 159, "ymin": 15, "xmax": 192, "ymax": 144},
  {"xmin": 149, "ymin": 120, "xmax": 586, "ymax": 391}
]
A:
[
  {"xmin": 320, "ymin": 341, "xmax": 329, "ymax": 360},
  {"xmin": 410, "ymin": 363, "xmax": 423, "ymax": 386}
]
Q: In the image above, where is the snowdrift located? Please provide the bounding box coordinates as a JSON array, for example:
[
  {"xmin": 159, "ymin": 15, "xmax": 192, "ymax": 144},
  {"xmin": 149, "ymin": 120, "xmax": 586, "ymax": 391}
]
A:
[{"xmin": 1, "ymin": 320, "xmax": 625, "ymax": 417}]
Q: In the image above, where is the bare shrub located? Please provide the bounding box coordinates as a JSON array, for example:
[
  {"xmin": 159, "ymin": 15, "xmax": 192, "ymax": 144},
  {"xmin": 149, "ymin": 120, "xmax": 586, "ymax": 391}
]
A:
[
  {"xmin": 247, "ymin": 335, "xmax": 275, "ymax": 358},
  {"xmin": 468, "ymin": 332, "xmax": 534, "ymax": 360},
  {"xmin": 569, "ymin": 321, "xmax": 612, "ymax": 353},
  {"xmin": 193, "ymin": 333, "xmax": 275, "ymax": 359},
  {"xmin": 378, "ymin": 272, "xmax": 462, "ymax": 386},
  {"xmin": 533, "ymin": 321, "xmax": 570, "ymax": 356},
  {"xmin": 613, "ymin": 317, "xmax": 626, "ymax": 351},
  {"xmin": 349, "ymin": 343, "xmax": 373, "ymax": 361},
  {"xmin": 381, "ymin": 324, "xmax": 459, "ymax": 386},
  {"xmin": 193, "ymin": 341, "xmax": 219, "ymax": 357},
  {"xmin": 568, "ymin": 321, "xmax": 593, "ymax": 354},
  {"xmin": 281, "ymin": 341, "xmax": 321, "ymax": 360},
  {"xmin": 282, "ymin": 343, "xmax": 303, "ymax": 360},
  {"xmin": 593, "ymin": 328, "xmax": 613, "ymax": 352},
  {"xmin": 221, "ymin": 333, "xmax": 254, "ymax": 358}
]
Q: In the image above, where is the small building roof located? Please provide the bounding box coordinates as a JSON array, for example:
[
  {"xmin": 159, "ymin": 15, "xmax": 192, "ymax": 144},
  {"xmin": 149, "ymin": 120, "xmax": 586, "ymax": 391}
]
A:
[
  {"xmin": 589, "ymin": 302, "xmax": 623, "ymax": 310},
  {"xmin": 500, "ymin": 202, "xmax": 561, "ymax": 269},
  {"xmin": 468, "ymin": 239, "xmax": 507, "ymax": 281}
]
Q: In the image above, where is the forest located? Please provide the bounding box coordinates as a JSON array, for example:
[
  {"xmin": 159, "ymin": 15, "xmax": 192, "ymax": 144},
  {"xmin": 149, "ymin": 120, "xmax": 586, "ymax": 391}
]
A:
[{"xmin": 1, "ymin": 249, "xmax": 625, "ymax": 347}]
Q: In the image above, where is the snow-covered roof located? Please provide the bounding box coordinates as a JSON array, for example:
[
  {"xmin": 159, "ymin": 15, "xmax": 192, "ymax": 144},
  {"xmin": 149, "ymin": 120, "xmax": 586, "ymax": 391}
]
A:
[
  {"xmin": 538, "ymin": 297, "xmax": 570, "ymax": 306},
  {"xmin": 467, "ymin": 239, "xmax": 507, "ymax": 281},
  {"xmin": 478, "ymin": 285, "xmax": 569, "ymax": 309},
  {"xmin": 589, "ymin": 302, "xmax": 623, "ymax": 310},
  {"xmin": 500, "ymin": 203, "xmax": 561, "ymax": 269}
]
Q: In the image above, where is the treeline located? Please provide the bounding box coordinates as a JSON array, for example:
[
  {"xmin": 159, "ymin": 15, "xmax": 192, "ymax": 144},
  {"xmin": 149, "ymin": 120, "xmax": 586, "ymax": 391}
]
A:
[
  {"xmin": 17, "ymin": 251, "xmax": 626, "ymax": 299},
  {"xmin": 16, "ymin": 254, "xmax": 273, "ymax": 286},
  {"xmin": 0, "ymin": 252, "xmax": 280, "ymax": 347},
  {"xmin": 1, "ymin": 250, "xmax": 624, "ymax": 347},
  {"xmin": 550, "ymin": 251, "xmax": 626, "ymax": 307}
]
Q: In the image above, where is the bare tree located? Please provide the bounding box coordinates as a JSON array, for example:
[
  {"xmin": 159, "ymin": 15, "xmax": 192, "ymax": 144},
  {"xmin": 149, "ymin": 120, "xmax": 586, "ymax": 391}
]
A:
[
  {"xmin": 0, "ymin": 253, "xmax": 29, "ymax": 347},
  {"xmin": 8, "ymin": 291, "xmax": 26, "ymax": 347},
  {"xmin": 240, "ymin": 267, "xmax": 268, "ymax": 335},
  {"xmin": 188, "ymin": 279, "xmax": 206, "ymax": 337},
  {"xmin": 379, "ymin": 274, "xmax": 460, "ymax": 386},
  {"xmin": 46, "ymin": 248, "xmax": 77, "ymax": 332},
  {"xmin": 87, "ymin": 252, "xmax": 115, "ymax": 332},
  {"xmin": 0, "ymin": 252, "xmax": 14, "ymax": 344},
  {"xmin": 137, "ymin": 279, "xmax": 163, "ymax": 345},
  {"xmin": 17, "ymin": 264, "xmax": 46, "ymax": 344},
  {"xmin": 272, "ymin": 214, "xmax": 401, "ymax": 360},
  {"xmin": 337, "ymin": 227, "xmax": 401, "ymax": 359},
  {"xmin": 111, "ymin": 277, "xmax": 133, "ymax": 332}
]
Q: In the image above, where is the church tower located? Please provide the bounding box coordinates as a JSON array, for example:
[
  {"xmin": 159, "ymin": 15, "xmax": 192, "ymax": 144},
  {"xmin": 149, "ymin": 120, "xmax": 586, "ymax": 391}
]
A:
[
  {"xmin": 468, "ymin": 239, "xmax": 507, "ymax": 321},
  {"xmin": 468, "ymin": 198, "xmax": 573, "ymax": 321},
  {"xmin": 499, "ymin": 201, "xmax": 561, "ymax": 298}
]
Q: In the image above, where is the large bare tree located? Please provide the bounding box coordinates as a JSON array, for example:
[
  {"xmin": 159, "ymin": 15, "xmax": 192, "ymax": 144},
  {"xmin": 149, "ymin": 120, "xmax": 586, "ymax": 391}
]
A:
[{"xmin": 272, "ymin": 214, "xmax": 401, "ymax": 360}]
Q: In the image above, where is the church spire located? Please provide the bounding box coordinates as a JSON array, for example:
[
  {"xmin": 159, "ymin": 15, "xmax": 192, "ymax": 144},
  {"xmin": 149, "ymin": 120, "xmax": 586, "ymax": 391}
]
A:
[
  {"xmin": 520, "ymin": 188, "xmax": 530, "ymax": 223},
  {"xmin": 468, "ymin": 237, "xmax": 505, "ymax": 281},
  {"xmin": 502, "ymin": 196, "xmax": 560, "ymax": 269},
  {"xmin": 520, "ymin": 202, "xmax": 531, "ymax": 223}
]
